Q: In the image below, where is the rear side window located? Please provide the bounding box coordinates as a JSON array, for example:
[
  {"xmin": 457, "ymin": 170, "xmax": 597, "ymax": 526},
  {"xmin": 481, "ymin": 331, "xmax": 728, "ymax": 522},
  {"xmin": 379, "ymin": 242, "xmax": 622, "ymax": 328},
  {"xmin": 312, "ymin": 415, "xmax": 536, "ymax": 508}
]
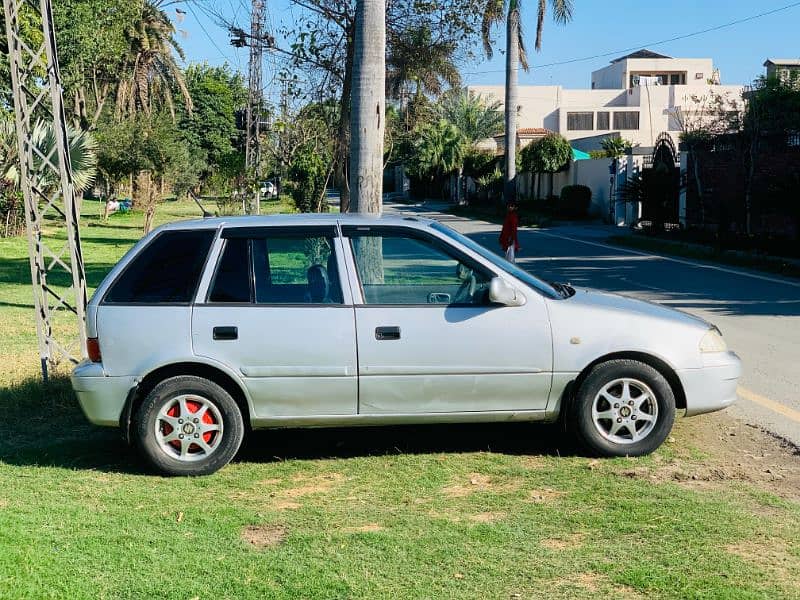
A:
[{"xmin": 104, "ymin": 230, "xmax": 215, "ymax": 304}]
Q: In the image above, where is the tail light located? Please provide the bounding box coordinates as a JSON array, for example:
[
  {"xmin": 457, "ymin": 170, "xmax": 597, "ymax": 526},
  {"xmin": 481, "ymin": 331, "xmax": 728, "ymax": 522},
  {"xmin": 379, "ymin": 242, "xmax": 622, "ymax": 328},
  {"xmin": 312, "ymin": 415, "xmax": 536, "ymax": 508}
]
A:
[{"xmin": 87, "ymin": 337, "xmax": 102, "ymax": 363}]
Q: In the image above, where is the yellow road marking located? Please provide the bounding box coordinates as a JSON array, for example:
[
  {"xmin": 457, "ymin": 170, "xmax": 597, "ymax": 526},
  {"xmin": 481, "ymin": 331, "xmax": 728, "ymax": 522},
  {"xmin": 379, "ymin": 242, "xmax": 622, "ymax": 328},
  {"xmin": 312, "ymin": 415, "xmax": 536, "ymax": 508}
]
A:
[{"xmin": 737, "ymin": 386, "xmax": 800, "ymax": 423}]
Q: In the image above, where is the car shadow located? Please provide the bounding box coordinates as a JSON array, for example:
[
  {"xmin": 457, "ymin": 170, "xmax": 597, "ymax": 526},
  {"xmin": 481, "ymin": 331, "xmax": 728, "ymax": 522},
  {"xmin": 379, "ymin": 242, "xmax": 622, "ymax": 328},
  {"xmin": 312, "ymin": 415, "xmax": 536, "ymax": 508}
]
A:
[
  {"xmin": 0, "ymin": 376, "xmax": 582, "ymax": 475},
  {"xmin": 238, "ymin": 421, "xmax": 580, "ymax": 464}
]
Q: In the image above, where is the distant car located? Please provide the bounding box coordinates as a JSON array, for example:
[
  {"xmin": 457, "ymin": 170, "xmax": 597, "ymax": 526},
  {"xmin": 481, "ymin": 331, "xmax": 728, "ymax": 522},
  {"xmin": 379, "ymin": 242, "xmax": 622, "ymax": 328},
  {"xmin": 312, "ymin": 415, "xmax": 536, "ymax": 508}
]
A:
[
  {"xmin": 71, "ymin": 214, "xmax": 740, "ymax": 475},
  {"xmin": 260, "ymin": 181, "xmax": 276, "ymax": 197}
]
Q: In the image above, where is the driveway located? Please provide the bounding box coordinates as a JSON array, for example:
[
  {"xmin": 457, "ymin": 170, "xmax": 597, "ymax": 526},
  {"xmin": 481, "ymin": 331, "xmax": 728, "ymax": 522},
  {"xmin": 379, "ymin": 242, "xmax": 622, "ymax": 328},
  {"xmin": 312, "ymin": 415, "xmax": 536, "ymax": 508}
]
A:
[{"xmin": 387, "ymin": 201, "xmax": 800, "ymax": 447}]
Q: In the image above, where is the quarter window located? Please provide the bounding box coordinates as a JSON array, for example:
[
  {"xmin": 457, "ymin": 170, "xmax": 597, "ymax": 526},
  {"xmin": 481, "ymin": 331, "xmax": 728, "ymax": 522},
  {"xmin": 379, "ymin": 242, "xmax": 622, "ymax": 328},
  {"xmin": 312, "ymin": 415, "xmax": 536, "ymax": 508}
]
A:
[
  {"xmin": 347, "ymin": 230, "xmax": 491, "ymax": 305},
  {"xmin": 104, "ymin": 230, "xmax": 214, "ymax": 304},
  {"xmin": 209, "ymin": 238, "xmax": 251, "ymax": 302}
]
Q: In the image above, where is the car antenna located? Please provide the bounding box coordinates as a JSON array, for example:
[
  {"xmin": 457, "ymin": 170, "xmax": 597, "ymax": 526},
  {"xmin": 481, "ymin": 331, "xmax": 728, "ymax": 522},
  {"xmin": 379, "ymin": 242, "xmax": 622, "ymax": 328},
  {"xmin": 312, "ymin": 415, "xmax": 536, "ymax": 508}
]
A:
[{"xmin": 189, "ymin": 191, "xmax": 214, "ymax": 218}]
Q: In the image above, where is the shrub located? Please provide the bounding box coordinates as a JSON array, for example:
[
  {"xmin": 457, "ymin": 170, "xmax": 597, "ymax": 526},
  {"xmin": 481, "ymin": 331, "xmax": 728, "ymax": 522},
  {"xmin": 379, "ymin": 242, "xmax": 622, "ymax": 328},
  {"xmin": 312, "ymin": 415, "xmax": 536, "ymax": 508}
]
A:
[{"xmin": 558, "ymin": 185, "xmax": 592, "ymax": 219}]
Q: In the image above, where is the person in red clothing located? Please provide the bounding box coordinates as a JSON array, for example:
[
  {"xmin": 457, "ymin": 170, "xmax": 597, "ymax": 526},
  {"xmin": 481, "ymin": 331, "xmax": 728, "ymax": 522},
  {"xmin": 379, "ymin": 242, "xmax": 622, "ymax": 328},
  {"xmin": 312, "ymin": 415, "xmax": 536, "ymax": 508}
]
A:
[{"xmin": 499, "ymin": 200, "xmax": 520, "ymax": 263}]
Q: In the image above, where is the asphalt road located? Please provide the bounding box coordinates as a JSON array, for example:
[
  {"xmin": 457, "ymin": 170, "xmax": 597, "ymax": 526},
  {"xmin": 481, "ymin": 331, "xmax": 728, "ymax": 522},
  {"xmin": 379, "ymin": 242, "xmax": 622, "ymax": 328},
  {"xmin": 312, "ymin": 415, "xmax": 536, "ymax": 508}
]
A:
[{"xmin": 388, "ymin": 201, "xmax": 800, "ymax": 447}]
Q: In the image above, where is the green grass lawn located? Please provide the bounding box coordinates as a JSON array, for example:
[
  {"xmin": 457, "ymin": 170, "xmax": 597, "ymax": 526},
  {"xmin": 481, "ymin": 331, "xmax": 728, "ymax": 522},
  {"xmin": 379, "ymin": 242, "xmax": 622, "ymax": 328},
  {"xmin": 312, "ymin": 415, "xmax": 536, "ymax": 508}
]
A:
[{"xmin": 1, "ymin": 200, "xmax": 799, "ymax": 599}]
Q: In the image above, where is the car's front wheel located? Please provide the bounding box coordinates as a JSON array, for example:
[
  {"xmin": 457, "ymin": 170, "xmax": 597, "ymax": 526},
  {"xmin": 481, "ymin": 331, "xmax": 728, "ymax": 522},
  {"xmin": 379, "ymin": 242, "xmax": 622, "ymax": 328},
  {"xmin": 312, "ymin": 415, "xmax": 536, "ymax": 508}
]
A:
[
  {"xmin": 134, "ymin": 375, "xmax": 245, "ymax": 476},
  {"xmin": 571, "ymin": 359, "xmax": 675, "ymax": 457}
]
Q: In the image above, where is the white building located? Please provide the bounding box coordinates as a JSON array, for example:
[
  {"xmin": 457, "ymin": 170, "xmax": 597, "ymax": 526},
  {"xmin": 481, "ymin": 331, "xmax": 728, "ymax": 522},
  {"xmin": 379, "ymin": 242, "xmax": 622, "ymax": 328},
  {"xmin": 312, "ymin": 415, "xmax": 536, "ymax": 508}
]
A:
[{"xmin": 469, "ymin": 49, "xmax": 743, "ymax": 152}]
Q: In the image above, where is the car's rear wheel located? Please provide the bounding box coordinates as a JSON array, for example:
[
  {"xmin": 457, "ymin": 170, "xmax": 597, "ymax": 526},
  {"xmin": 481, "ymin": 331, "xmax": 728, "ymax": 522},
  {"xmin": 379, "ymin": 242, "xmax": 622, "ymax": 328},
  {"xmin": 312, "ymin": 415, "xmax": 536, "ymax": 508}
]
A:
[
  {"xmin": 571, "ymin": 359, "xmax": 675, "ymax": 457},
  {"xmin": 134, "ymin": 375, "xmax": 244, "ymax": 476}
]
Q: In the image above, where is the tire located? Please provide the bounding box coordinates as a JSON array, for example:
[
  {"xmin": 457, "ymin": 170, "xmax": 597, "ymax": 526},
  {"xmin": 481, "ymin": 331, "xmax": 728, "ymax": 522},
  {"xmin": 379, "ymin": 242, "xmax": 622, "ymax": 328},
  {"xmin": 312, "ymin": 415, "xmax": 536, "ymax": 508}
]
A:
[
  {"xmin": 133, "ymin": 375, "xmax": 245, "ymax": 476},
  {"xmin": 570, "ymin": 359, "xmax": 675, "ymax": 457}
]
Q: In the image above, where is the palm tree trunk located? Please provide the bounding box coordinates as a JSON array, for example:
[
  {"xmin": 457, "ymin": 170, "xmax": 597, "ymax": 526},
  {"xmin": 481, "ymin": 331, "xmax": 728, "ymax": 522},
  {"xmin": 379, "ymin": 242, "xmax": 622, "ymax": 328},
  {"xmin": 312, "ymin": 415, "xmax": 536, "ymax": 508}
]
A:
[
  {"xmin": 503, "ymin": 4, "xmax": 520, "ymax": 204},
  {"xmin": 349, "ymin": 0, "xmax": 385, "ymax": 214},
  {"xmin": 337, "ymin": 27, "xmax": 355, "ymax": 213}
]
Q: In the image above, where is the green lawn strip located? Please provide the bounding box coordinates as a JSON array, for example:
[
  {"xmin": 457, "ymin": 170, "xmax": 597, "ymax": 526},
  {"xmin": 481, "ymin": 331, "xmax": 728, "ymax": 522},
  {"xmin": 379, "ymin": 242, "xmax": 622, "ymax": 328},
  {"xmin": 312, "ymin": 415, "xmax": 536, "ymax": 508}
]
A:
[
  {"xmin": 1, "ymin": 384, "xmax": 799, "ymax": 599},
  {"xmin": 607, "ymin": 234, "xmax": 800, "ymax": 280}
]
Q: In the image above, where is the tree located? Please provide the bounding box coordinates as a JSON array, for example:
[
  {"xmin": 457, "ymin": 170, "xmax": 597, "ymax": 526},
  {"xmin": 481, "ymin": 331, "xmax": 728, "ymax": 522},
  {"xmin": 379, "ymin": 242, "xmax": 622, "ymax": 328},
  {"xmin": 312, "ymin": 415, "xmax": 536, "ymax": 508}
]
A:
[
  {"xmin": 740, "ymin": 77, "xmax": 800, "ymax": 233},
  {"xmin": 179, "ymin": 63, "xmax": 247, "ymax": 180},
  {"xmin": 437, "ymin": 88, "xmax": 503, "ymax": 144},
  {"xmin": 387, "ymin": 24, "xmax": 461, "ymax": 102},
  {"xmin": 115, "ymin": 1, "xmax": 192, "ymax": 119},
  {"xmin": 1, "ymin": 117, "xmax": 97, "ymax": 194},
  {"xmin": 95, "ymin": 113, "xmax": 191, "ymax": 232},
  {"xmin": 280, "ymin": 0, "xmax": 485, "ymax": 211},
  {"xmin": 520, "ymin": 132, "xmax": 571, "ymax": 199},
  {"xmin": 349, "ymin": 0, "xmax": 385, "ymax": 214},
  {"xmin": 53, "ymin": 0, "xmax": 139, "ymax": 129},
  {"xmin": 600, "ymin": 136, "xmax": 632, "ymax": 159},
  {"xmin": 481, "ymin": 0, "xmax": 572, "ymax": 203},
  {"xmin": 407, "ymin": 119, "xmax": 466, "ymax": 200}
]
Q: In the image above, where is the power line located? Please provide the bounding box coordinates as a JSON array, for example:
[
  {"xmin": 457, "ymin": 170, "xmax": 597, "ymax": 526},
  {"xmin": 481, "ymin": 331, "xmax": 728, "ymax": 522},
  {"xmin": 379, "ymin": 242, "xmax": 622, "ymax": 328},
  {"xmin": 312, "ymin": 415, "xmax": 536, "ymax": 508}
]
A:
[
  {"xmin": 184, "ymin": 1, "xmax": 241, "ymax": 68},
  {"xmin": 463, "ymin": 0, "xmax": 800, "ymax": 75}
]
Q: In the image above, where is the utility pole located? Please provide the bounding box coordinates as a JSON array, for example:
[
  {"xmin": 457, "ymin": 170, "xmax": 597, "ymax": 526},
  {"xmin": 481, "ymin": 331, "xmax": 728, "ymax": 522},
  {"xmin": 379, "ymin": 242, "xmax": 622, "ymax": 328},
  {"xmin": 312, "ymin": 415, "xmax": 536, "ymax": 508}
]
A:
[
  {"xmin": 3, "ymin": 0, "xmax": 88, "ymax": 380},
  {"xmin": 245, "ymin": 0, "xmax": 264, "ymax": 214}
]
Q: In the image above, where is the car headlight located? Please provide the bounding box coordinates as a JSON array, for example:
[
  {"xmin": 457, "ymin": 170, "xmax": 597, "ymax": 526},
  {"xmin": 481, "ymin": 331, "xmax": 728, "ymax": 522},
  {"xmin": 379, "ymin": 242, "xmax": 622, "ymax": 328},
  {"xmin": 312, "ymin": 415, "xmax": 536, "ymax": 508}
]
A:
[{"xmin": 699, "ymin": 327, "xmax": 727, "ymax": 353}]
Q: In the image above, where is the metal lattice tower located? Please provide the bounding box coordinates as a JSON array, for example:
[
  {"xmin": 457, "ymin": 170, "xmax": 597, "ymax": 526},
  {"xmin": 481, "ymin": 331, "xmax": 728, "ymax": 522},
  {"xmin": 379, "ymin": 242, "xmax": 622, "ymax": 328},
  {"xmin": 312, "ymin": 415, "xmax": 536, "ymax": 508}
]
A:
[
  {"xmin": 244, "ymin": 0, "xmax": 264, "ymax": 213},
  {"xmin": 3, "ymin": 0, "xmax": 88, "ymax": 380}
]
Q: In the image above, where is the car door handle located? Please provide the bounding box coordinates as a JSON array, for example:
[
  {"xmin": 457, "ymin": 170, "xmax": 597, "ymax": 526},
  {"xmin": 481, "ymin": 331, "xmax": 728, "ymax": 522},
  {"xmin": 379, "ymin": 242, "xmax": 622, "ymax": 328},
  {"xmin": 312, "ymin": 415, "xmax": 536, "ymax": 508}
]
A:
[
  {"xmin": 213, "ymin": 326, "xmax": 238, "ymax": 340},
  {"xmin": 375, "ymin": 326, "xmax": 401, "ymax": 341}
]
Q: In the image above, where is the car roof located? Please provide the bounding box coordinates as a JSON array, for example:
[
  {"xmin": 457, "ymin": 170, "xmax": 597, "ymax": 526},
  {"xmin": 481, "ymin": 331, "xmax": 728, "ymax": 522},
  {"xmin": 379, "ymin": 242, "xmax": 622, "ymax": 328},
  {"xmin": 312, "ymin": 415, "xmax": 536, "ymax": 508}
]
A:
[{"xmin": 157, "ymin": 212, "xmax": 436, "ymax": 232}]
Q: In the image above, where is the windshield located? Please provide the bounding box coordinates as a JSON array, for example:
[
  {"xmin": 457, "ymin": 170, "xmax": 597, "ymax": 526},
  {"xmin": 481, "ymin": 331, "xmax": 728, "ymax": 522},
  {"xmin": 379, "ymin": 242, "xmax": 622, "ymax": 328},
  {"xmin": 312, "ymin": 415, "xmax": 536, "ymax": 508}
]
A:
[{"xmin": 430, "ymin": 221, "xmax": 562, "ymax": 299}]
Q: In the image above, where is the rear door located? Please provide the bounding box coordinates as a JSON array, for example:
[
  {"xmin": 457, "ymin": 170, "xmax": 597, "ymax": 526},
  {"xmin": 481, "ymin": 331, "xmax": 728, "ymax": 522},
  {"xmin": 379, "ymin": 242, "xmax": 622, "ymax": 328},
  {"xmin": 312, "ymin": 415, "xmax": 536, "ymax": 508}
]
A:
[
  {"xmin": 342, "ymin": 225, "xmax": 552, "ymax": 414},
  {"xmin": 192, "ymin": 226, "xmax": 358, "ymax": 417}
]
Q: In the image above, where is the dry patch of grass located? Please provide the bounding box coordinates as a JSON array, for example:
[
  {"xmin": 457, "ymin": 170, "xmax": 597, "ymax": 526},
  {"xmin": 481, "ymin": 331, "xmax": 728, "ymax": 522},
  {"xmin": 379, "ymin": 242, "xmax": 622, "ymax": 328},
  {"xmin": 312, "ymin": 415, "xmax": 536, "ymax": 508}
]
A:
[
  {"xmin": 241, "ymin": 524, "xmax": 288, "ymax": 549},
  {"xmin": 727, "ymin": 537, "xmax": 800, "ymax": 591},
  {"xmin": 341, "ymin": 523, "xmax": 384, "ymax": 533},
  {"xmin": 467, "ymin": 512, "xmax": 507, "ymax": 523},
  {"xmin": 552, "ymin": 572, "xmax": 644, "ymax": 598},
  {"xmin": 441, "ymin": 472, "xmax": 522, "ymax": 498},
  {"xmin": 540, "ymin": 532, "xmax": 585, "ymax": 550},
  {"xmin": 528, "ymin": 488, "xmax": 567, "ymax": 503}
]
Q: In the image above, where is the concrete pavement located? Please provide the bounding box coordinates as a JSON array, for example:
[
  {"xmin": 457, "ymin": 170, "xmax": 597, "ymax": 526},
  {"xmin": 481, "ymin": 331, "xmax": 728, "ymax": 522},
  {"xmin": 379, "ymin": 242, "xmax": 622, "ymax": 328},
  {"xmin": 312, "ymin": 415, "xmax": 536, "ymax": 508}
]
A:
[{"xmin": 387, "ymin": 200, "xmax": 800, "ymax": 447}]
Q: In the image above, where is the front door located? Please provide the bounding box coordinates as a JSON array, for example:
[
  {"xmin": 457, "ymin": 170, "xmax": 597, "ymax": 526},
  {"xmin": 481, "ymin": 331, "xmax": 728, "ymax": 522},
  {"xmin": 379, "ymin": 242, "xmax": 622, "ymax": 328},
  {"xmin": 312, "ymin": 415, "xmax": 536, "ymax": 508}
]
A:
[
  {"xmin": 343, "ymin": 226, "xmax": 552, "ymax": 414},
  {"xmin": 192, "ymin": 226, "xmax": 358, "ymax": 418}
]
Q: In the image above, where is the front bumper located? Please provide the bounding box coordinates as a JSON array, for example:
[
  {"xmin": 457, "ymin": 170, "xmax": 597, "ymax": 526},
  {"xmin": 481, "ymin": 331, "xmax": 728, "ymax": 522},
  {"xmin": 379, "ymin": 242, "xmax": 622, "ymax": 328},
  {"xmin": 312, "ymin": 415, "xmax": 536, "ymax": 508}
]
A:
[
  {"xmin": 677, "ymin": 351, "xmax": 741, "ymax": 417},
  {"xmin": 71, "ymin": 361, "xmax": 137, "ymax": 427}
]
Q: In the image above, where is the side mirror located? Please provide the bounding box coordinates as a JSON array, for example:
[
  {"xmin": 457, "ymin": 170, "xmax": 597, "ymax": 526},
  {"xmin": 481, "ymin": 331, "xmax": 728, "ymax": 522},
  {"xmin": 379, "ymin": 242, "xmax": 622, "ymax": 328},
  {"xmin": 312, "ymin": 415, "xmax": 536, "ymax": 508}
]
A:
[{"xmin": 489, "ymin": 277, "xmax": 526, "ymax": 307}]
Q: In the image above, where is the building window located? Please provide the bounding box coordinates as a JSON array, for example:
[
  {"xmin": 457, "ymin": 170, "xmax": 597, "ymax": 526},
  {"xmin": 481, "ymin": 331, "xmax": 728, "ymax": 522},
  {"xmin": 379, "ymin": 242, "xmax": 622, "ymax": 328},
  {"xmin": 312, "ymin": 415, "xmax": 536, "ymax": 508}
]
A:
[
  {"xmin": 567, "ymin": 112, "xmax": 594, "ymax": 130},
  {"xmin": 596, "ymin": 112, "xmax": 610, "ymax": 130},
  {"xmin": 670, "ymin": 73, "xmax": 686, "ymax": 85},
  {"xmin": 613, "ymin": 111, "xmax": 640, "ymax": 130}
]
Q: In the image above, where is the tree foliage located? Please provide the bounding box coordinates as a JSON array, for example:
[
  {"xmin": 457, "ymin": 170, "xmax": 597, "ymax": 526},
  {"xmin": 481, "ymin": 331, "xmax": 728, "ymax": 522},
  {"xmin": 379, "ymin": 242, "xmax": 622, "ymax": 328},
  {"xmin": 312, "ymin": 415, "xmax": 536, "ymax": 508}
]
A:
[
  {"xmin": 521, "ymin": 133, "xmax": 571, "ymax": 174},
  {"xmin": 436, "ymin": 89, "xmax": 503, "ymax": 144}
]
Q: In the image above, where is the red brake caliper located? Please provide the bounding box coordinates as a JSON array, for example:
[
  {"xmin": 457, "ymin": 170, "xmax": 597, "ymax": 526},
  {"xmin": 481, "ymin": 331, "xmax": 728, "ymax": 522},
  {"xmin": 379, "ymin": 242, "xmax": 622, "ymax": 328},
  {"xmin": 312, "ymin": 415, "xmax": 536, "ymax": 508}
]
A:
[{"xmin": 162, "ymin": 399, "xmax": 217, "ymax": 452}]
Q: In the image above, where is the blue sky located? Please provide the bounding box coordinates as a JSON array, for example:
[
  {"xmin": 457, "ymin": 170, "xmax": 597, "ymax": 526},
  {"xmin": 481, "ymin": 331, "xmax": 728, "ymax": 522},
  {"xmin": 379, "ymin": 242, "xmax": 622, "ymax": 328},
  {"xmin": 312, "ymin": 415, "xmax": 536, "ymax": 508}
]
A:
[{"xmin": 177, "ymin": 0, "xmax": 800, "ymax": 97}]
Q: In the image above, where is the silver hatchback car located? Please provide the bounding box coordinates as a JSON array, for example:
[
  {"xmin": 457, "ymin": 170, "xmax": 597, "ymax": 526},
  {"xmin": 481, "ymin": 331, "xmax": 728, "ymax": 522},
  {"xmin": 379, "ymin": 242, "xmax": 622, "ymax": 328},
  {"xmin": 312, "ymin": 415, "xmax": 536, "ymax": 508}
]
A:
[{"xmin": 71, "ymin": 214, "xmax": 741, "ymax": 475}]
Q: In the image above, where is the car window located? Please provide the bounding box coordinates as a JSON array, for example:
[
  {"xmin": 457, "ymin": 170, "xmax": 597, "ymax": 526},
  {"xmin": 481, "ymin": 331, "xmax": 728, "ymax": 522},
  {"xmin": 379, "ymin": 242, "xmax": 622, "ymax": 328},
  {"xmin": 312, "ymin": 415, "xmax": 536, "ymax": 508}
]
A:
[
  {"xmin": 104, "ymin": 229, "xmax": 215, "ymax": 304},
  {"xmin": 429, "ymin": 221, "xmax": 561, "ymax": 299},
  {"xmin": 209, "ymin": 238, "xmax": 251, "ymax": 302},
  {"xmin": 348, "ymin": 231, "xmax": 491, "ymax": 305},
  {"xmin": 251, "ymin": 234, "xmax": 344, "ymax": 304}
]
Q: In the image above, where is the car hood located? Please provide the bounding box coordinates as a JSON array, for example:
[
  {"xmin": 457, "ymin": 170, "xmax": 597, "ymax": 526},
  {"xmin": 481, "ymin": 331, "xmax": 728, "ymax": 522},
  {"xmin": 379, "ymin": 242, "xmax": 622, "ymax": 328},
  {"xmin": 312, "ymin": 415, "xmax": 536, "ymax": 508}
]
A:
[{"xmin": 564, "ymin": 287, "xmax": 711, "ymax": 330}]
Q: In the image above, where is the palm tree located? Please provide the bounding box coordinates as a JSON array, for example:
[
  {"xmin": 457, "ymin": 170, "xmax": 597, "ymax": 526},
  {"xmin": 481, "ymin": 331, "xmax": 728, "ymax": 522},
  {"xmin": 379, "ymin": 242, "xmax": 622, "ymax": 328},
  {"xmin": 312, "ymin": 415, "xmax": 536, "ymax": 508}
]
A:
[
  {"xmin": 115, "ymin": 1, "xmax": 192, "ymax": 119},
  {"xmin": 349, "ymin": 0, "xmax": 385, "ymax": 214},
  {"xmin": 387, "ymin": 25, "xmax": 461, "ymax": 103},
  {"xmin": 437, "ymin": 89, "xmax": 504, "ymax": 144},
  {"xmin": 482, "ymin": 0, "xmax": 573, "ymax": 203},
  {"xmin": 409, "ymin": 119, "xmax": 466, "ymax": 201},
  {"xmin": 1, "ymin": 117, "xmax": 98, "ymax": 193}
]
